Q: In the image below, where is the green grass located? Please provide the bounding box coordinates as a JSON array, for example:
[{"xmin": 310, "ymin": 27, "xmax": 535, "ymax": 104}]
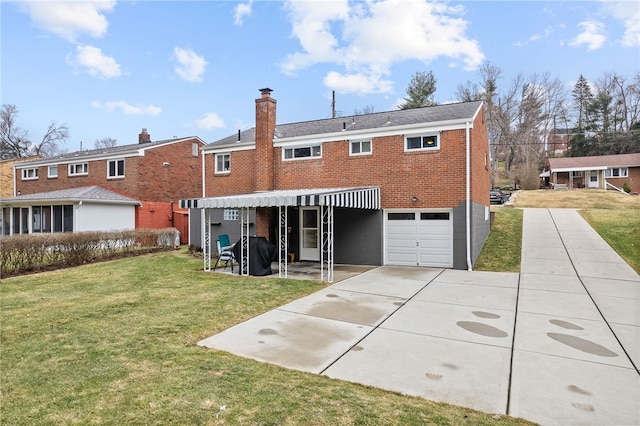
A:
[
  {"xmin": 1, "ymin": 249, "xmax": 534, "ymax": 425},
  {"xmin": 474, "ymin": 208, "xmax": 523, "ymax": 272}
]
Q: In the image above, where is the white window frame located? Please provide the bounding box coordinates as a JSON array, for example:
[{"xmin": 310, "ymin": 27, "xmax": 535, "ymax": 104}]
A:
[
  {"xmin": 283, "ymin": 145, "xmax": 322, "ymax": 160},
  {"xmin": 605, "ymin": 167, "xmax": 628, "ymax": 178},
  {"xmin": 405, "ymin": 133, "xmax": 440, "ymax": 152},
  {"xmin": 192, "ymin": 142, "xmax": 199, "ymax": 157},
  {"xmin": 223, "ymin": 209, "xmax": 239, "ymax": 221},
  {"xmin": 21, "ymin": 168, "xmax": 39, "ymax": 180},
  {"xmin": 215, "ymin": 153, "xmax": 230, "ymax": 174},
  {"xmin": 107, "ymin": 159, "xmax": 125, "ymax": 179},
  {"xmin": 48, "ymin": 165, "xmax": 58, "ymax": 178},
  {"xmin": 68, "ymin": 162, "xmax": 88, "ymax": 176},
  {"xmin": 349, "ymin": 139, "xmax": 372, "ymax": 156}
]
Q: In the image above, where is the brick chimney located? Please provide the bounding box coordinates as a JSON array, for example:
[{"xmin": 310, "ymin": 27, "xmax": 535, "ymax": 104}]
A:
[
  {"xmin": 139, "ymin": 128, "xmax": 151, "ymax": 144},
  {"xmin": 255, "ymin": 88, "xmax": 276, "ymax": 191}
]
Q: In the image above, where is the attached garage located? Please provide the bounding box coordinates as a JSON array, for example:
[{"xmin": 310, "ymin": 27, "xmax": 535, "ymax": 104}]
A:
[{"xmin": 384, "ymin": 210, "xmax": 453, "ymax": 268}]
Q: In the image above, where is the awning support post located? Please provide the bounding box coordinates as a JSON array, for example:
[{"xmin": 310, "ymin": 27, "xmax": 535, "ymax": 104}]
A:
[
  {"xmin": 204, "ymin": 208, "xmax": 211, "ymax": 272},
  {"xmin": 240, "ymin": 208, "xmax": 250, "ymax": 276},
  {"xmin": 321, "ymin": 205, "xmax": 334, "ymax": 283},
  {"xmin": 278, "ymin": 206, "xmax": 288, "ymax": 278}
]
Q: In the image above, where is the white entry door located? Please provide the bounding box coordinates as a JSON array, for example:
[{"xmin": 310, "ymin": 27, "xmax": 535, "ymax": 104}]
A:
[
  {"xmin": 300, "ymin": 207, "xmax": 320, "ymax": 261},
  {"xmin": 588, "ymin": 170, "xmax": 600, "ymax": 188}
]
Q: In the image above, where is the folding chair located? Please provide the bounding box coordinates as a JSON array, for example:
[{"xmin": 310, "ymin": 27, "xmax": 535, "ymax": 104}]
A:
[{"xmin": 213, "ymin": 234, "xmax": 235, "ymax": 272}]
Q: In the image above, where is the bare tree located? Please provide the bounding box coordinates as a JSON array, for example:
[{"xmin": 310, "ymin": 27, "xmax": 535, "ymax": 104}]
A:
[
  {"xmin": 0, "ymin": 104, "xmax": 69, "ymax": 159},
  {"xmin": 0, "ymin": 104, "xmax": 30, "ymax": 159},
  {"xmin": 94, "ymin": 137, "xmax": 118, "ymax": 149},
  {"xmin": 353, "ymin": 105, "xmax": 376, "ymax": 115}
]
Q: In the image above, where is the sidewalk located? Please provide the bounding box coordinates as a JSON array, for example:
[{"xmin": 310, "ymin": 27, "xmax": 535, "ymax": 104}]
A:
[{"xmin": 198, "ymin": 208, "xmax": 640, "ymax": 425}]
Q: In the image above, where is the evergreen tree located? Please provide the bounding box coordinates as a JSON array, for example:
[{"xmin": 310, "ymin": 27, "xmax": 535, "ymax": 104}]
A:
[{"xmin": 399, "ymin": 71, "xmax": 437, "ymax": 109}]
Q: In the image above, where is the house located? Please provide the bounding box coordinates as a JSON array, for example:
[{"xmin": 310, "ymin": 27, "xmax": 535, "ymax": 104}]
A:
[
  {"xmin": 546, "ymin": 128, "xmax": 571, "ymax": 155},
  {"xmin": 0, "ymin": 186, "xmax": 139, "ymax": 235},
  {"xmin": 182, "ymin": 88, "xmax": 491, "ymax": 281},
  {"xmin": 1, "ymin": 130, "xmax": 205, "ymax": 241},
  {"xmin": 0, "ymin": 156, "xmax": 41, "ymax": 198},
  {"xmin": 548, "ymin": 153, "xmax": 640, "ymax": 193}
]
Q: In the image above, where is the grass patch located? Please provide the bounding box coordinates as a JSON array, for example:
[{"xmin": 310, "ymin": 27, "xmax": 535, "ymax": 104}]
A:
[
  {"xmin": 1, "ymin": 249, "xmax": 534, "ymax": 425},
  {"xmin": 474, "ymin": 208, "xmax": 522, "ymax": 272}
]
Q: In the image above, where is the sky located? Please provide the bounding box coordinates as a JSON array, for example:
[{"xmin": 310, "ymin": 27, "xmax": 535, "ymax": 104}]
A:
[{"xmin": 2, "ymin": 0, "xmax": 639, "ymax": 153}]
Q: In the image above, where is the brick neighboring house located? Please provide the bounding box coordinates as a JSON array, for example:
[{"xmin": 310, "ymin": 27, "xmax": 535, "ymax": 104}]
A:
[
  {"xmin": 182, "ymin": 89, "xmax": 491, "ymax": 279},
  {"xmin": 1, "ymin": 129, "xmax": 205, "ymax": 242},
  {"xmin": 547, "ymin": 153, "xmax": 640, "ymax": 193}
]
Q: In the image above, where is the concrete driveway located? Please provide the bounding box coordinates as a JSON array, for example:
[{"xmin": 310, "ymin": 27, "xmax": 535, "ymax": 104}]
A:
[{"xmin": 198, "ymin": 208, "xmax": 640, "ymax": 425}]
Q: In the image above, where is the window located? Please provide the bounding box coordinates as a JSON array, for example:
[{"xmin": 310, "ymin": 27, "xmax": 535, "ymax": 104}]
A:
[
  {"xmin": 605, "ymin": 167, "xmax": 628, "ymax": 178},
  {"xmin": 421, "ymin": 212, "xmax": 450, "ymax": 220},
  {"xmin": 283, "ymin": 145, "xmax": 321, "ymax": 160},
  {"xmin": 223, "ymin": 209, "xmax": 239, "ymax": 221},
  {"xmin": 350, "ymin": 139, "xmax": 372, "ymax": 156},
  {"xmin": 48, "ymin": 165, "xmax": 58, "ymax": 178},
  {"xmin": 192, "ymin": 142, "xmax": 199, "ymax": 157},
  {"xmin": 571, "ymin": 171, "xmax": 583, "ymax": 177},
  {"xmin": 68, "ymin": 162, "xmax": 88, "ymax": 176},
  {"xmin": 215, "ymin": 153, "xmax": 230, "ymax": 173},
  {"xmin": 405, "ymin": 134, "xmax": 439, "ymax": 151},
  {"xmin": 388, "ymin": 213, "xmax": 416, "ymax": 220},
  {"xmin": 21, "ymin": 168, "xmax": 39, "ymax": 180},
  {"xmin": 108, "ymin": 159, "xmax": 125, "ymax": 178}
]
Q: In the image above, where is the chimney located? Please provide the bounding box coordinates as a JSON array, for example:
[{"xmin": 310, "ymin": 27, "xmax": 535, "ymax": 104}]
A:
[
  {"xmin": 139, "ymin": 128, "xmax": 151, "ymax": 144},
  {"xmin": 255, "ymin": 88, "xmax": 276, "ymax": 191}
]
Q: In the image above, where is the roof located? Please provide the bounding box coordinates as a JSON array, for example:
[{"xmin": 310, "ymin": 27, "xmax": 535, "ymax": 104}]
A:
[
  {"xmin": 549, "ymin": 153, "xmax": 640, "ymax": 172},
  {"xmin": 13, "ymin": 136, "xmax": 204, "ymax": 167},
  {"xmin": 0, "ymin": 185, "xmax": 141, "ymax": 206},
  {"xmin": 180, "ymin": 187, "xmax": 380, "ymax": 210},
  {"xmin": 206, "ymin": 101, "xmax": 483, "ymax": 149}
]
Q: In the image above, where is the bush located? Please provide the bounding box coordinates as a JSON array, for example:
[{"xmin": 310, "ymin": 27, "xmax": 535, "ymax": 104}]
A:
[
  {"xmin": 0, "ymin": 228, "xmax": 178, "ymax": 278},
  {"xmin": 623, "ymin": 182, "xmax": 631, "ymax": 193}
]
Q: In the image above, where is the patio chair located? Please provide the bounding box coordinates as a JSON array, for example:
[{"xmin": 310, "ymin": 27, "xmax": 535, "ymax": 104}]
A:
[{"xmin": 214, "ymin": 234, "xmax": 235, "ymax": 272}]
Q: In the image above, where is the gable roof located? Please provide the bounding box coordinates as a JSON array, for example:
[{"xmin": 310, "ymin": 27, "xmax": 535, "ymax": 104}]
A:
[
  {"xmin": 549, "ymin": 153, "xmax": 640, "ymax": 172},
  {"xmin": 206, "ymin": 101, "xmax": 483, "ymax": 150},
  {"xmin": 14, "ymin": 136, "xmax": 204, "ymax": 168},
  {"xmin": 0, "ymin": 185, "xmax": 140, "ymax": 206}
]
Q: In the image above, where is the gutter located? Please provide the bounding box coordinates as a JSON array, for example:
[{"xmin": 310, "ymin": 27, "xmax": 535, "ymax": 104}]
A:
[{"xmin": 466, "ymin": 121, "xmax": 472, "ymax": 271}]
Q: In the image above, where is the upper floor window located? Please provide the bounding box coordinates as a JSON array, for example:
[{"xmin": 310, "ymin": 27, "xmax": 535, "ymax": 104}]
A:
[
  {"xmin": 108, "ymin": 159, "xmax": 125, "ymax": 178},
  {"xmin": 192, "ymin": 142, "xmax": 199, "ymax": 157},
  {"xmin": 350, "ymin": 139, "xmax": 372, "ymax": 156},
  {"xmin": 215, "ymin": 153, "xmax": 230, "ymax": 174},
  {"xmin": 283, "ymin": 145, "xmax": 321, "ymax": 160},
  {"xmin": 21, "ymin": 168, "xmax": 39, "ymax": 180},
  {"xmin": 48, "ymin": 165, "xmax": 58, "ymax": 178},
  {"xmin": 605, "ymin": 167, "xmax": 628, "ymax": 178},
  {"xmin": 405, "ymin": 134, "xmax": 439, "ymax": 151},
  {"xmin": 69, "ymin": 162, "xmax": 88, "ymax": 176}
]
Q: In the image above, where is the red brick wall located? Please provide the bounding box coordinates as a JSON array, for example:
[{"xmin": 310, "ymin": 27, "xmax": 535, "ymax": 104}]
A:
[
  {"xmin": 608, "ymin": 167, "xmax": 639, "ymax": 193},
  {"xmin": 16, "ymin": 138, "xmax": 203, "ymax": 202},
  {"xmin": 136, "ymin": 201, "xmax": 174, "ymax": 229},
  {"xmin": 205, "ymin": 149, "xmax": 256, "ymax": 196},
  {"xmin": 470, "ymin": 107, "xmax": 491, "ymax": 205}
]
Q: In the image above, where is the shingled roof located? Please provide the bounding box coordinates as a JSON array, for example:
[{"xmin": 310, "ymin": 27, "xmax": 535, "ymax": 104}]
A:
[
  {"xmin": 549, "ymin": 153, "xmax": 640, "ymax": 171},
  {"xmin": 207, "ymin": 101, "xmax": 483, "ymax": 148},
  {"xmin": 0, "ymin": 185, "xmax": 140, "ymax": 205}
]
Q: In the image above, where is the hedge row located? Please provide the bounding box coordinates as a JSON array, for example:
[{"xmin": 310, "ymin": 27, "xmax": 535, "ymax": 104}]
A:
[{"xmin": 0, "ymin": 228, "xmax": 179, "ymax": 278}]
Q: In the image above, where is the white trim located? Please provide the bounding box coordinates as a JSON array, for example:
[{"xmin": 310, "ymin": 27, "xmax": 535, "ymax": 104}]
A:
[
  {"xmin": 282, "ymin": 144, "xmax": 322, "ymax": 161},
  {"xmin": 68, "ymin": 162, "xmax": 88, "ymax": 176},
  {"xmin": 404, "ymin": 133, "xmax": 440, "ymax": 152},
  {"xmin": 349, "ymin": 139, "xmax": 372, "ymax": 156},
  {"xmin": 552, "ymin": 166, "xmax": 607, "ymax": 173},
  {"xmin": 204, "ymin": 143, "xmax": 255, "ymax": 154},
  {"xmin": 21, "ymin": 168, "xmax": 39, "ymax": 180},
  {"xmin": 214, "ymin": 153, "xmax": 231, "ymax": 174},
  {"xmin": 106, "ymin": 158, "xmax": 125, "ymax": 179}
]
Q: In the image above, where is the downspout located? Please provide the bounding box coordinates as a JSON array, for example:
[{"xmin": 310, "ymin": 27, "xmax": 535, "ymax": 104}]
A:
[
  {"xmin": 466, "ymin": 121, "xmax": 472, "ymax": 271},
  {"xmin": 201, "ymin": 146, "xmax": 206, "ymax": 252}
]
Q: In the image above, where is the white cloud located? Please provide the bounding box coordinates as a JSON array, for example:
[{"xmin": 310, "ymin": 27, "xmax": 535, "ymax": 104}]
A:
[
  {"xmin": 570, "ymin": 20, "xmax": 606, "ymax": 51},
  {"xmin": 67, "ymin": 45, "xmax": 121, "ymax": 79},
  {"xmin": 601, "ymin": 0, "xmax": 640, "ymax": 47},
  {"xmin": 21, "ymin": 1, "xmax": 116, "ymax": 42},
  {"xmin": 195, "ymin": 112, "xmax": 225, "ymax": 129},
  {"xmin": 280, "ymin": 0, "xmax": 484, "ymax": 95},
  {"xmin": 173, "ymin": 47, "xmax": 208, "ymax": 83},
  {"xmin": 92, "ymin": 101, "xmax": 162, "ymax": 116},
  {"xmin": 234, "ymin": 0, "xmax": 253, "ymax": 26},
  {"xmin": 323, "ymin": 71, "xmax": 393, "ymax": 95}
]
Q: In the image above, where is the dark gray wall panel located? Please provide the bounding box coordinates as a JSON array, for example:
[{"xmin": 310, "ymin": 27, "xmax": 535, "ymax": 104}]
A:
[{"xmin": 334, "ymin": 208, "xmax": 382, "ymax": 265}]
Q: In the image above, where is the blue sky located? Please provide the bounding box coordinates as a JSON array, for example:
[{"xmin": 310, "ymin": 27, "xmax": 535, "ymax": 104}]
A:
[{"xmin": 2, "ymin": 0, "xmax": 639, "ymax": 153}]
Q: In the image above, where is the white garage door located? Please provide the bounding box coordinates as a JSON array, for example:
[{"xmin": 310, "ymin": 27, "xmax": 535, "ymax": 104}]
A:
[{"xmin": 385, "ymin": 210, "xmax": 453, "ymax": 268}]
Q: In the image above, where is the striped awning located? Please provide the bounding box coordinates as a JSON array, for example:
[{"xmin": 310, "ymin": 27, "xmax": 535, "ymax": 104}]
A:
[{"xmin": 180, "ymin": 187, "xmax": 380, "ymax": 210}]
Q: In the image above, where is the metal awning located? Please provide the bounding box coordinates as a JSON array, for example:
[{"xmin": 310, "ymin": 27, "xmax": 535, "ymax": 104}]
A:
[
  {"xmin": 180, "ymin": 187, "xmax": 380, "ymax": 210},
  {"xmin": 552, "ymin": 166, "xmax": 607, "ymax": 173}
]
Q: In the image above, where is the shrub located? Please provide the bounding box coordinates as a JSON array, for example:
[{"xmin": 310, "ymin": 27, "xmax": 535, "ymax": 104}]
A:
[
  {"xmin": 622, "ymin": 182, "xmax": 631, "ymax": 193},
  {"xmin": 0, "ymin": 228, "xmax": 178, "ymax": 278}
]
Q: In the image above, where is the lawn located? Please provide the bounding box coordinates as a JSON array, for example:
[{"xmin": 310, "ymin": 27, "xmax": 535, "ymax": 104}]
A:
[
  {"xmin": 0, "ymin": 250, "xmax": 534, "ymax": 425},
  {"xmin": 475, "ymin": 189, "xmax": 640, "ymax": 273}
]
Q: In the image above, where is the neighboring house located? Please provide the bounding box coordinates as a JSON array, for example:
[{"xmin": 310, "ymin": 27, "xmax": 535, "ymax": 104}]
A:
[
  {"xmin": 182, "ymin": 88, "xmax": 491, "ymax": 280},
  {"xmin": 548, "ymin": 153, "xmax": 640, "ymax": 193},
  {"xmin": 0, "ymin": 186, "xmax": 139, "ymax": 235},
  {"xmin": 2, "ymin": 129, "xmax": 205, "ymax": 241},
  {"xmin": 0, "ymin": 156, "xmax": 41, "ymax": 198},
  {"xmin": 546, "ymin": 128, "xmax": 571, "ymax": 155}
]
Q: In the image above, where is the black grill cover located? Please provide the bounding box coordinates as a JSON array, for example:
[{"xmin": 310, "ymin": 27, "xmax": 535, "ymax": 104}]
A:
[{"xmin": 232, "ymin": 236, "xmax": 277, "ymax": 276}]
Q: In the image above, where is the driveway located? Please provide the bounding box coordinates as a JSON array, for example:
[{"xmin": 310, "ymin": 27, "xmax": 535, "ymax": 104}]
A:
[{"xmin": 198, "ymin": 208, "xmax": 640, "ymax": 425}]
